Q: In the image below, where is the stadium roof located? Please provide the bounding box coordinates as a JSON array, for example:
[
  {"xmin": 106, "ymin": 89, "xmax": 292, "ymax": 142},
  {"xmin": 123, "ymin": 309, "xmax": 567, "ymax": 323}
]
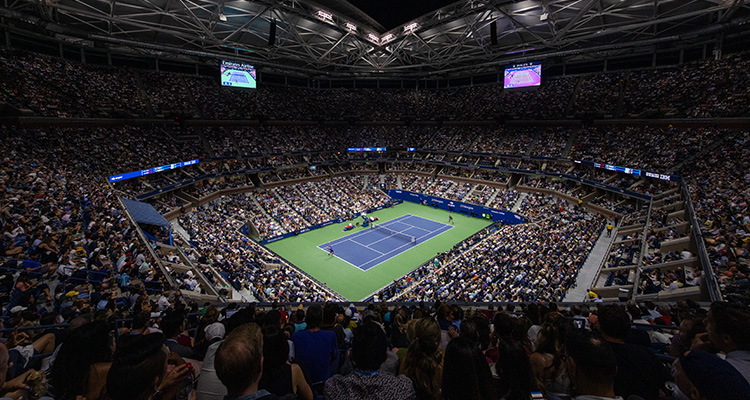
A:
[{"xmin": 2, "ymin": 0, "xmax": 750, "ymax": 78}]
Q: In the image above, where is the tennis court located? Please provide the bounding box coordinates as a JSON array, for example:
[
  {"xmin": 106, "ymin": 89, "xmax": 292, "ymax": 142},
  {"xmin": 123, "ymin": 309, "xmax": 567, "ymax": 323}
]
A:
[
  {"xmin": 264, "ymin": 202, "xmax": 492, "ymax": 300},
  {"xmin": 227, "ymin": 70, "xmax": 251, "ymax": 84},
  {"xmin": 318, "ymin": 214, "xmax": 453, "ymax": 271}
]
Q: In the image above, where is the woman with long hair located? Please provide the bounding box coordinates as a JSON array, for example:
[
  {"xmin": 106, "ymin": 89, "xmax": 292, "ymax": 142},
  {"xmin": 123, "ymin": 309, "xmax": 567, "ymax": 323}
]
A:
[
  {"xmin": 442, "ymin": 337, "xmax": 495, "ymax": 400},
  {"xmin": 259, "ymin": 325, "xmax": 313, "ymax": 400},
  {"xmin": 50, "ymin": 321, "xmax": 114, "ymax": 400},
  {"xmin": 529, "ymin": 313, "xmax": 574, "ymax": 398},
  {"xmin": 400, "ymin": 317, "xmax": 443, "ymax": 400},
  {"xmin": 494, "ymin": 339, "xmax": 535, "ymax": 400}
]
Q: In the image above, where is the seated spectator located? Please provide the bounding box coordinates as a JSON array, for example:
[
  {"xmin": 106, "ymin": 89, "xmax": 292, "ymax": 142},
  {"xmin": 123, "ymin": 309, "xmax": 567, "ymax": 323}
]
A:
[
  {"xmin": 215, "ymin": 323, "xmax": 276, "ymax": 400},
  {"xmin": 196, "ymin": 337, "xmax": 227, "ymax": 400},
  {"xmin": 50, "ymin": 321, "xmax": 113, "ymax": 400},
  {"xmin": 325, "ymin": 322, "xmax": 415, "ymax": 400},
  {"xmin": 442, "ymin": 336, "xmax": 494, "ymax": 400},
  {"xmin": 493, "ymin": 339, "xmax": 535, "ymax": 400},
  {"xmin": 565, "ymin": 330, "xmax": 623, "ymax": 400},
  {"xmin": 161, "ymin": 311, "xmax": 193, "ymax": 358},
  {"xmin": 672, "ymin": 350, "xmax": 750, "ymax": 400},
  {"xmin": 107, "ymin": 333, "xmax": 191, "ymax": 400},
  {"xmin": 596, "ymin": 304, "xmax": 669, "ymax": 399},
  {"xmin": 529, "ymin": 313, "xmax": 573, "ymax": 398},
  {"xmin": 291, "ymin": 305, "xmax": 338, "ymax": 391},
  {"xmin": 692, "ymin": 301, "xmax": 750, "ymax": 384},
  {"xmin": 260, "ymin": 326, "xmax": 312, "ymax": 400},
  {"xmin": 400, "ymin": 317, "xmax": 443, "ymax": 400}
]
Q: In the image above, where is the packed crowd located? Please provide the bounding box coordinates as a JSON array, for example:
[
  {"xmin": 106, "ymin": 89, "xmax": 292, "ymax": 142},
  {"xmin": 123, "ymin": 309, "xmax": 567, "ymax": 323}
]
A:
[
  {"xmin": 3, "ymin": 292, "xmax": 750, "ymax": 400},
  {"xmin": 685, "ymin": 130, "xmax": 750, "ymax": 303},
  {"xmin": 4, "ymin": 48, "xmax": 750, "ymax": 120},
  {"xmin": 379, "ymin": 202, "xmax": 603, "ymax": 303},
  {"xmin": 177, "ymin": 199, "xmax": 335, "ymax": 302}
]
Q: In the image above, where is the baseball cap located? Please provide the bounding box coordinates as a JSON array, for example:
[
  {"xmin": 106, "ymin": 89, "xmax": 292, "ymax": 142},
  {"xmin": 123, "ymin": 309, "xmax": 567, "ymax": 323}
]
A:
[
  {"xmin": 10, "ymin": 306, "xmax": 26, "ymax": 313},
  {"xmin": 204, "ymin": 322, "xmax": 226, "ymax": 341}
]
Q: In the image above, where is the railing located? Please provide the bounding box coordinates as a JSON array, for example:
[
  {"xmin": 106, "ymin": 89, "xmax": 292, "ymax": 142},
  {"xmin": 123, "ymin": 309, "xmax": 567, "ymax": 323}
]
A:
[
  {"xmin": 631, "ymin": 199, "xmax": 653, "ymax": 301},
  {"xmin": 681, "ymin": 181, "xmax": 722, "ymax": 302}
]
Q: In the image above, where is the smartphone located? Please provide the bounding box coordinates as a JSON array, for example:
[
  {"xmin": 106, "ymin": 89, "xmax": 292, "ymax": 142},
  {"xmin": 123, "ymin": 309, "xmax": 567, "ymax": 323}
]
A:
[{"xmin": 531, "ymin": 392, "xmax": 546, "ymax": 400}]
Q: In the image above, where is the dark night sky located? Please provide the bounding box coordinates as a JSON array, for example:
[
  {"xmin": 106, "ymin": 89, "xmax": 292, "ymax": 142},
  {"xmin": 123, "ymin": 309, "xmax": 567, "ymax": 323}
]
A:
[{"xmin": 345, "ymin": 0, "xmax": 458, "ymax": 31}]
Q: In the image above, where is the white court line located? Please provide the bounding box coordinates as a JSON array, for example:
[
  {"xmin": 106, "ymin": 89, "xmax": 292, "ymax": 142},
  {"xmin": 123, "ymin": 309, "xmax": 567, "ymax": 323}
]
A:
[
  {"xmin": 351, "ymin": 238, "xmax": 386, "ymax": 254},
  {"xmin": 360, "ymin": 220, "xmax": 454, "ymax": 270},
  {"xmin": 318, "ymin": 214, "xmax": 413, "ymax": 249},
  {"xmin": 316, "ymin": 213, "xmax": 454, "ymax": 271},
  {"xmin": 316, "ymin": 244, "xmax": 368, "ymax": 270}
]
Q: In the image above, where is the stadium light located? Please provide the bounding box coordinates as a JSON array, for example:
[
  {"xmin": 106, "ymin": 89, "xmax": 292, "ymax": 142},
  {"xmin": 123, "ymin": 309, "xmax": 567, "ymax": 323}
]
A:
[
  {"xmin": 315, "ymin": 10, "xmax": 334, "ymax": 24},
  {"xmin": 345, "ymin": 22, "xmax": 357, "ymax": 32},
  {"xmin": 404, "ymin": 22, "xmax": 419, "ymax": 33},
  {"xmin": 380, "ymin": 33, "xmax": 395, "ymax": 45},
  {"xmin": 366, "ymin": 33, "xmax": 380, "ymax": 45}
]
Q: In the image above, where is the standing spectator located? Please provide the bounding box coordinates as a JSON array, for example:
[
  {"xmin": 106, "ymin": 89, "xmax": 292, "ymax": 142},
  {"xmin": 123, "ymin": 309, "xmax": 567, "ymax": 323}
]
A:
[
  {"xmin": 215, "ymin": 323, "xmax": 275, "ymax": 400},
  {"xmin": 324, "ymin": 322, "xmax": 414, "ymax": 400},
  {"xmin": 291, "ymin": 306, "xmax": 338, "ymax": 392}
]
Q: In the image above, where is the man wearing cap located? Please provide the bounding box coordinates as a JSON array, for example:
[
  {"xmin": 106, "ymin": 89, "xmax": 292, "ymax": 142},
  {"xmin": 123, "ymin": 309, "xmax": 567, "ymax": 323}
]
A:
[{"xmin": 672, "ymin": 350, "xmax": 750, "ymax": 400}]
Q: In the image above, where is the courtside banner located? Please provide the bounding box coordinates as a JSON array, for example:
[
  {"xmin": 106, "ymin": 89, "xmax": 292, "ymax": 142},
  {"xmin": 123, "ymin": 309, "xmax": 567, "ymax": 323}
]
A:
[{"xmin": 387, "ymin": 190, "xmax": 525, "ymax": 225}]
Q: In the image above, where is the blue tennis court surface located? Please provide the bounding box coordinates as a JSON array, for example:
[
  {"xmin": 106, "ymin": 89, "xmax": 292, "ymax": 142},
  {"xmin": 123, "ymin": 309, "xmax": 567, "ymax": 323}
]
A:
[
  {"xmin": 228, "ymin": 71, "xmax": 250, "ymax": 84},
  {"xmin": 318, "ymin": 214, "xmax": 453, "ymax": 271}
]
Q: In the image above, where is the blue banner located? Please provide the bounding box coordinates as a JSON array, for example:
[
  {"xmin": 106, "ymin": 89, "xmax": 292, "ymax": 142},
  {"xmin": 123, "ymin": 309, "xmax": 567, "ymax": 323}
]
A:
[
  {"xmin": 387, "ymin": 190, "xmax": 525, "ymax": 225},
  {"xmin": 109, "ymin": 159, "xmax": 199, "ymax": 183}
]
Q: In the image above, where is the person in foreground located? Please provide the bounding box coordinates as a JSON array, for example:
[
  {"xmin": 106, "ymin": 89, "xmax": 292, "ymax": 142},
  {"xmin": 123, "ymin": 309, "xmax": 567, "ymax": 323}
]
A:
[
  {"xmin": 672, "ymin": 349, "xmax": 750, "ymax": 400},
  {"xmin": 215, "ymin": 323, "xmax": 279, "ymax": 400},
  {"xmin": 565, "ymin": 330, "xmax": 633, "ymax": 400},
  {"xmin": 324, "ymin": 322, "xmax": 415, "ymax": 400}
]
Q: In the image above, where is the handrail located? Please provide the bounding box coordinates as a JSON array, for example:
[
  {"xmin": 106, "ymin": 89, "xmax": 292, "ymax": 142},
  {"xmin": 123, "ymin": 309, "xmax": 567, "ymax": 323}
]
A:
[
  {"xmin": 631, "ymin": 199, "xmax": 653, "ymax": 300},
  {"xmin": 681, "ymin": 181, "xmax": 722, "ymax": 302},
  {"xmin": 114, "ymin": 194, "xmax": 202, "ymax": 308}
]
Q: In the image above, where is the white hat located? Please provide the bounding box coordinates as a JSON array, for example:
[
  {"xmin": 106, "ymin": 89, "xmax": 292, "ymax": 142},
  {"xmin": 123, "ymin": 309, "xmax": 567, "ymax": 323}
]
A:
[
  {"xmin": 10, "ymin": 306, "xmax": 27, "ymax": 313},
  {"xmin": 205, "ymin": 322, "xmax": 226, "ymax": 341}
]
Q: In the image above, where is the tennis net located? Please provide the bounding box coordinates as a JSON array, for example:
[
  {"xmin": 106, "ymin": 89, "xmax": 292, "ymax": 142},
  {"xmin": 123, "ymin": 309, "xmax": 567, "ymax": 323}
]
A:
[{"xmin": 372, "ymin": 224, "xmax": 417, "ymax": 245}]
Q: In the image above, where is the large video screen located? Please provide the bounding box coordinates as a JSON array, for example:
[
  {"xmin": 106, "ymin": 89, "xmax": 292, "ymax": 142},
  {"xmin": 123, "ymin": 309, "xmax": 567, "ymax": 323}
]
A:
[
  {"xmin": 220, "ymin": 60, "xmax": 257, "ymax": 89},
  {"xmin": 503, "ymin": 62, "xmax": 541, "ymax": 89}
]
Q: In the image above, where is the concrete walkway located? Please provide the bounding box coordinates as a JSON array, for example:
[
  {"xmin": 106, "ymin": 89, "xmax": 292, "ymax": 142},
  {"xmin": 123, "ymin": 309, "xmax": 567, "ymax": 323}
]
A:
[
  {"xmin": 563, "ymin": 225, "xmax": 617, "ymax": 302},
  {"xmin": 170, "ymin": 218, "xmax": 191, "ymax": 241}
]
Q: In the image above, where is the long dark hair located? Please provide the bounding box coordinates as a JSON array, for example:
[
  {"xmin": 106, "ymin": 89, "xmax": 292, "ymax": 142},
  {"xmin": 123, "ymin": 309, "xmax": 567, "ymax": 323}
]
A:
[
  {"xmin": 259, "ymin": 325, "xmax": 290, "ymax": 389},
  {"xmin": 442, "ymin": 337, "xmax": 495, "ymax": 400},
  {"xmin": 50, "ymin": 321, "xmax": 113, "ymax": 400},
  {"xmin": 106, "ymin": 333, "xmax": 168, "ymax": 400},
  {"xmin": 401, "ymin": 317, "xmax": 443, "ymax": 400},
  {"xmin": 495, "ymin": 339, "xmax": 534, "ymax": 400}
]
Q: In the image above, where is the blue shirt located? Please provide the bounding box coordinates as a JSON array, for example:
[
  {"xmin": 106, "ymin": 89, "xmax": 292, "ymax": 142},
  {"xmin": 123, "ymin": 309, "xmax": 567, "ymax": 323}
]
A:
[{"xmin": 291, "ymin": 329, "xmax": 339, "ymax": 384}]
